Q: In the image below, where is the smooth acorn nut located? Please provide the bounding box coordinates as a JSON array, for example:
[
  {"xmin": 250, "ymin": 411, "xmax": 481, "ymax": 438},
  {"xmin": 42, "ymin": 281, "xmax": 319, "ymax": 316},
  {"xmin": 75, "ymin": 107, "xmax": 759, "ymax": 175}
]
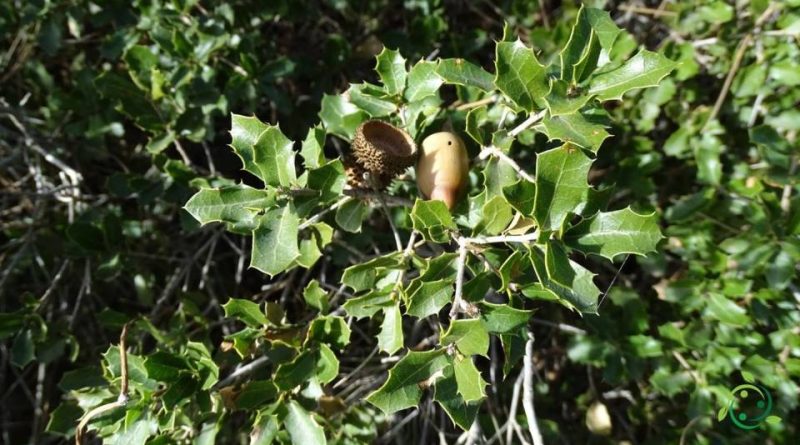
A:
[
  {"xmin": 585, "ymin": 401, "xmax": 612, "ymax": 436},
  {"xmin": 416, "ymin": 131, "xmax": 469, "ymax": 210},
  {"xmin": 352, "ymin": 120, "xmax": 417, "ymax": 177}
]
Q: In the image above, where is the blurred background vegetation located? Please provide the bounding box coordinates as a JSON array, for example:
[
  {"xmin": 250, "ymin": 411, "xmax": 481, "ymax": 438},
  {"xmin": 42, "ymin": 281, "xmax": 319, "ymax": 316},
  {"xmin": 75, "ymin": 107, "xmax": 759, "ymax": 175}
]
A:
[{"xmin": 1, "ymin": 0, "xmax": 799, "ymax": 444}]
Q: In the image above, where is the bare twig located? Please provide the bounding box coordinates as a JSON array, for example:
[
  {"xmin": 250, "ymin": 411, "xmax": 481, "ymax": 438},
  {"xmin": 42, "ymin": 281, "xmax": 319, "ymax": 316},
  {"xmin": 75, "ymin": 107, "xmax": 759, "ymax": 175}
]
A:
[
  {"xmin": 522, "ymin": 331, "xmax": 543, "ymax": 445},
  {"xmin": 75, "ymin": 323, "xmax": 130, "ymax": 445},
  {"xmin": 213, "ymin": 356, "xmax": 270, "ymax": 389},
  {"xmin": 449, "ymin": 237, "xmax": 469, "ymax": 319}
]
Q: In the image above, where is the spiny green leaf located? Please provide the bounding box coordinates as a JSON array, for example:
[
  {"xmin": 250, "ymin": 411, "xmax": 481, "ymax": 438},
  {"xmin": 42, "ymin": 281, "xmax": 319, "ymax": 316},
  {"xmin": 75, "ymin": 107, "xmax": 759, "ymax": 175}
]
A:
[
  {"xmin": 348, "ymin": 82, "xmax": 398, "ymax": 117},
  {"xmin": 335, "ymin": 198, "xmax": 369, "ymax": 233},
  {"xmin": 230, "ymin": 114, "xmax": 269, "ymax": 179},
  {"xmin": 453, "ymin": 355, "xmax": 487, "ymax": 403},
  {"xmin": 306, "ymin": 315, "xmax": 351, "ymax": 350},
  {"xmin": 589, "ymin": 50, "xmax": 677, "ymax": 101},
  {"xmin": 251, "ymin": 205, "xmax": 300, "ymax": 277},
  {"xmin": 406, "ymin": 280, "xmax": 454, "ymax": 319},
  {"xmin": 284, "ymin": 400, "xmax": 327, "ymax": 445},
  {"xmin": 405, "ymin": 60, "xmax": 443, "ymax": 102},
  {"xmin": 433, "ymin": 365, "xmax": 479, "ymax": 430},
  {"xmin": 478, "ymin": 302, "xmax": 532, "ymax": 334},
  {"xmin": 560, "ymin": 6, "xmax": 621, "ymax": 83},
  {"xmin": 441, "ymin": 319, "xmax": 490, "ymax": 357},
  {"xmin": 375, "ymin": 47, "xmax": 407, "ymax": 96},
  {"xmin": 435, "ymin": 58, "xmax": 495, "ymax": 92},
  {"xmin": 378, "ymin": 302, "xmax": 404, "ymax": 355},
  {"xmin": 184, "ymin": 186, "xmax": 275, "ymax": 230},
  {"xmin": 366, "ymin": 349, "xmax": 450, "ymax": 414},
  {"xmin": 564, "ymin": 207, "xmax": 663, "ymax": 260},
  {"xmin": 494, "ymin": 39, "xmax": 550, "ymax": 111},
  {"xmin": 303, "ymin": 280, "xmax": 329, "ymax": 313},
  {"xmin": 300, "ymin": 125, "xmax": 327, "ymax": 169},
  {"xmin": 533, "ymin": 145, "xmax": 592, "ymax": 232},
  {"xmin": 319, "ymin": 94, "xmax": 368, "ymax": 140},
  {"xmin": 529, "ymin": 248, "xmax": 600, "ymax": 314},
  {"xmin": 538, "ymin": 113, "xmax": 610, "ymax": 152},
  {"xmin": 411, "ymin": 199, "xmax": 457, "ymax": 243},
  {"xmin": 253, "ymin": 124, "xmax": 297, "ymax": 187},
  {"xmin": 222, "ymin": 298, "xmax": 268, "ymax": 328},
  {"xmin": 544, "ymin": 80, "xmax": 592, "ymax": 116}
]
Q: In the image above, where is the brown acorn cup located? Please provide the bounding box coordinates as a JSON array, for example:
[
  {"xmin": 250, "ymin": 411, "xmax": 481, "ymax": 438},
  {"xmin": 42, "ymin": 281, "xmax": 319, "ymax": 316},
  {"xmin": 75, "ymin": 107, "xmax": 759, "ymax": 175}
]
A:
[{"xmin": 351, "ymin": 120, "xmax": 417, "ymax": 177}]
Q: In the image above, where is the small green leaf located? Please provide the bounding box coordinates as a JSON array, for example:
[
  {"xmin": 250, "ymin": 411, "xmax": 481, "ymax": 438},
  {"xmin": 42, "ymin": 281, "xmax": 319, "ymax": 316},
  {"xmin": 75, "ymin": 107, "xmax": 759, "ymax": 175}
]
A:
[
  {"xmin": 305, "ymin": 160, "xmax": 346, "ymax": 204},
  {"xmin": 378, "ymin": 302, "xmax": 404, "ymax": 355},
  {"xmin": 303, "ymin": 280, "xmax": 329, "ymax": 313},
  {"xmin": 433, "ymin": 365, "xmax": 479, "ymax": 430},
  {"xmin": 45, "ymin": 402, "xmax": 82, "ymax": 437},
  {"xmin": 306, "ymin": 315, "xmax": 351, "ymax": 350},
  {"xmin": 367, "ymin": 349, "xmax": 449, "ymax": 414},
  {"xmin": 335, "ymin": 198, "xmax": 369, "ymax": 233},
  {"xmin": 184, "ymin": 186, "xmax": 275, "ymax": 231},
  {"xmin": 343, "ymin": 290, "xmax": 394, "ymax": 319},
  {"xmin": 11, "ymin": 329, "xmax": 35, "ymax": 368},
  {"xmin": 222, "ymin": 298, "xmax": 268, "ymax": 327},
  {"xmin": 319, "ymin": 94, "xmax": 368, "ymax": 140},
  {"xmin": 284, "ymin": 400, "xmax": 327, "ymax": 445},
  {"xmin": 144, "ymin": 351, "xmax": 190, "ymax": 383},
  {"xmin": 544, "ymin": 80, "xmax": 592, "ymax": 116},
  {"xmin": 717, "ymin": 406, "xmax": 728, "ymax": 422},
  {"xmin": 348, "ymin": 82, "xmax": 398, "ymax": 117},
  {"xmin": 741, "ymin": 370, "xmax": 755, "ymax": 384},
  {"xmin": 435, "ymin": 58, "xmax": 495, "ymax": 91},
  {"xmin": 705, "ymin": 293, "xmax": 750, "ymax": 326},
  {"xmin": 253, "ymin": 124, "xmax": 297, "ymax": 187},
  {"xmin": 316, "ymin": 344, "xmax": 339, "ymax": 384},
  {"xmin": 406, "ymin": 280, "xmax": 454, "ymax": 319},
  {"xmin": 453, "ymin": 355, "xmax": 487, "ymax": 403},
  {"xmin": 441, "ymin": 319, "xmax": 490, "ymax": 357},
  {"xmin": 341, "ymin": 252, "xmax": 403, "ymax": 292},
  {"xmin": 405, "ymin": 60, "xmax": 443, "ymax": 102},
  {"xmin": 300, "ymin": 125, "xmax": 327, "ymax": 169},
  {"xmin": 538, "ymin": 113, "xmax": 610, "ymax": 153},
  {"xmin": 588, "ymin": 50, "xmax": 677, "ymax": 101},
  {"xmin": 564, "ymin": 207, "xmax": 663, "ymax": 260},
  {"xmin": 251, "ymin": 205, "xmax": 300, "ymax": 277},
  {"xmin": 533, "ymin": 145, "xmax": 592, "ymax": 231},
  {"xmin": 494, "ymin": 38, "xmax": 549, "ymax": 111},
  {"xmin": 503, "ymin": 180, "xmax": 536, "ymax": 215},
  {"xmin": 478, "ymin": 195, "xmax": 514, "ymax": 235},
  {"xmin": 375, "ymin": 47, "xmax": 407, "ymax": 96},
  {"xmin": 275, "ymin": 351, "xmax": 316, "ymax": 390},
  {"xmin": 478, "ymin": 302, "xmax": 532, "ymax": 334},
  {"xmin": 235, "ymin": 381, "xmax": 279, "ymax": 410},
  {"xmin": 411, "ymin": 199, "xmax": 456, "ymax": 243},
  {"xmin": 560, "ymin": 6, "xmax": 620, "ymax": 83},
  {"xmin": 529, "ymin": 248, "xmax": 600, "ymax": 314}
]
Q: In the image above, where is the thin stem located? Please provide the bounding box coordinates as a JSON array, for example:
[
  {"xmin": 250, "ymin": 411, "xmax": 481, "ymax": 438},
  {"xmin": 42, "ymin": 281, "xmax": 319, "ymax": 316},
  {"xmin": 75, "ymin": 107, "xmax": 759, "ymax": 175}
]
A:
[
  {"xmin": 298, "ymin": 196, "xmax": 352, "ymax": 230},
  {"xmin": 449, "ymin": 238, "xmax": 469, "ymax": 319},
  {"xmin": 522, "ymin": 331, "xmax": 543, "ymax": 445}
]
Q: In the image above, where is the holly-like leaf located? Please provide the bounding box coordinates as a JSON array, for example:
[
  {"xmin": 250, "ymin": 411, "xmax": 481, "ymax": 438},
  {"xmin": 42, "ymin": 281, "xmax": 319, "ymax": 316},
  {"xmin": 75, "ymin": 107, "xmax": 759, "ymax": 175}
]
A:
[
  {"xmin": 306, "ymin": 160, "xmax": 346, "ymax": 204},
  {"xmin": 441, "ymin": 319, "xmax": 490, "ymax": 357},
  {"xmin": 366, "ymin": 349, "xmax": 450, "ymax": 414},
  {"xmin": 184, "ymin": 186, "xmax": 275, "ymax": 230},
  {"xmin": 478, "ymin": 195, "xmax": 514, "ymax": 235},
  {"xmin": 478, "ymin": 302, "xmax": 532, "ymax": 334},
  {"xmin": 494, "ymin": 38, "xmax": 549, "ymax": 111},
  {"xmin": 544, "ymin": 79, "xmax": 592, "ymax": 116},
  {"xmin": 306, "ymin": 315, "xmax": 351, "ymax": 350},
  {"xmin": 375, "ymin": 47, "xmax": 407, "ymax": 96},
  {"xmin": 300, "ymin": 125, "xmax": 327, "ymax": 169},
  {"xmin": 230, "ymin": 113, "xmax": 269, "ymax": 179},
  {"xmin": 303, "ymin": 280, "xmax": 329, "ymax": 312},
  {"xmin": 529, "ymin": 248, "xmax": 600, "ymax": 314},
  {"xmin": 411, "ymin": 199, "xmax": 457, "ymax": 243},
  {"xmin": 378, "ymin": 302, "xmax": 404, "ymax": 355},
  {"xmin": 335, "ymin": 199, "xmax": 369, "ymax": 233},
  {"xmin": 348, "ymin": 82, "xmax": 397, "ymax": 117},
  {"xmin": 560, "ymin": 6, "xmax": 621, "ymax": 84},
  {"xmin": 251, "ymin": 205, "xmax": 300, "ymax": 277},
  {"xmin": 253, "ymin": 123, "xmax": 297, "ymax": 187},
  {"xmin": 533, "ymin": 145, "xmax": 592, "ymax": 231},
  {"xmin": 405, "ymin": 60, "xmax": 443, "ymax": 102},
  {"xmin": 588, "ymin": 50, "xmax": 677, "ymax": 101},
  {"xmin": 565, "ymin": 207, "xmax": 663, "ymax": 260},
  {"xmin": 341, "ymin": 252, "xmax": 404, "ymax": 292},
  {"xmin": 453, "ymin": 356, "xmax": 487, "ymax": 403},
  {"xmin": 433, "ymin": 365, "xmax": 479, "ymax": 430},
  {"xmin": 538, "ymin": 113, "xmax": 610, "ymax": 152},
  {"xmin": 319, "ymin": 93, "xmax": 368, "ymax": 140},
  {"xmin": 435, "ymin": 58, "xmax": 495, "ymax": 91},
  {"xmin": 222, "ymin": 298, "xmax": 268, "ymax": 328},
  {"xmin": 284, "ymin": 400, "xmax": 327, "ymax": 445},
  {"xmin": 406, "ymin": 280, "xmax": 454, "ymax": 319}
]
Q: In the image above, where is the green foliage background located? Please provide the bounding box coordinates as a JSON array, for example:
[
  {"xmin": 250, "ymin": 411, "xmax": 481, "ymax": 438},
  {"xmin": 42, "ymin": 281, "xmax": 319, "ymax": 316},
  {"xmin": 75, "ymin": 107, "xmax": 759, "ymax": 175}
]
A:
[{"xmin": 1, "ymin": 0, "xmax": 799, "ymax": 444}]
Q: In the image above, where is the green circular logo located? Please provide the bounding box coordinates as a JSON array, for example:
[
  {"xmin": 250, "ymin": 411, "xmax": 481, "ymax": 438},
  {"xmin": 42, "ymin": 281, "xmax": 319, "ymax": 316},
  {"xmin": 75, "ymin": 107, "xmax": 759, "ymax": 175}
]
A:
[{"xmin": 726, "ymin": 383, "xmax": 773, "ymax": 430}]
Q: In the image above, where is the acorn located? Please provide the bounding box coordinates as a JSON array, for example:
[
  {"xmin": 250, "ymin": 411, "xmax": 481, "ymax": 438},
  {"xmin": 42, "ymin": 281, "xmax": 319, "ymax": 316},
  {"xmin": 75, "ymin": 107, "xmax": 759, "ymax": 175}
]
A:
[
  {"xmin": 352, "ymin": 120, "xmax": 418, "ymax": 177},
  {"xmin": 416, "ymin": 131, "xmax": 469, "ymax": 210},
  {"xmin": 343, "ymin": 154, "xmax": 392, "ymax": 190},
  {"xmin": 585, "ymin": 401, "xmax": 612, "ymax": 436}
]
